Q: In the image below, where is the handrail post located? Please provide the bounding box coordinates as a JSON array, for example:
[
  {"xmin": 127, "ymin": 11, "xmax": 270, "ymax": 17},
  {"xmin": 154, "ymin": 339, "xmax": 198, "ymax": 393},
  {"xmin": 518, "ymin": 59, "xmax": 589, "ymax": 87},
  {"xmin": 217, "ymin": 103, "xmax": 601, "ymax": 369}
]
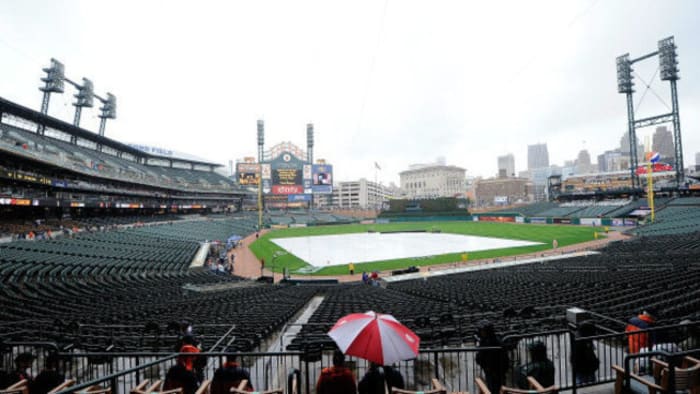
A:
[
  {"xmin": 569, "ymin": 329, "xmax": 577, "ymax": 394},
  {"xmin": 433, "ymin": 350, "xmax": 440, "ymax": 380}
]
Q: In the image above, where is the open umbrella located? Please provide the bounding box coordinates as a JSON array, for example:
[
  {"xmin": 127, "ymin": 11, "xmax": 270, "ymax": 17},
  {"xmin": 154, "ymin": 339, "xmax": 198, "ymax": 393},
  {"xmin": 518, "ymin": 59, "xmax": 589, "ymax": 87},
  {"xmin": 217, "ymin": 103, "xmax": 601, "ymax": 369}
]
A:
[
  {"xmin": 328, "ymin": 311, "xmax": 420, "ymax": 365},
  {"xmin": 227, "ymin": 235, "xmax": 243, "ymax": 243}
]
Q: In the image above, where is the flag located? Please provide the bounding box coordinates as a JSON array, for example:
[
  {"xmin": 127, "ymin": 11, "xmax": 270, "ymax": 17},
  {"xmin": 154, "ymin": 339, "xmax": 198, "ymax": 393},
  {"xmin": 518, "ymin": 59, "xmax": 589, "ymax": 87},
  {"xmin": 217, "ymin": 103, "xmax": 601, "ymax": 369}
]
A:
[
  {"xmin": 646, "ymin": 152, "xmax": 660, "ymax": 163},
  {"xmin": 374, "ymin": 162, "xmax": 381, "ymax": 170}
]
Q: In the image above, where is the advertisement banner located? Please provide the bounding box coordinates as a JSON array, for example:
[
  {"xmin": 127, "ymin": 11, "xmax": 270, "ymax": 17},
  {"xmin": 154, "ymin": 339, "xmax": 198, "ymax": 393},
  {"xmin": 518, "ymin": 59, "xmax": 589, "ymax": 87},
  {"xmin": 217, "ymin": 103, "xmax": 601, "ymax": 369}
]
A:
[
  {"xmin": 478, "ymin": 216, "xmax": 515, "ymax": 223},
  {"xmin": 237, "ymin": 163, "xmax": 260, "ymax": 186},
  {"xmin": 612, "ymin": 218, "xmax": 624, "ymax": 227},
  {"xmin": 529, "ymin": 217, "xmax": 547, "ymax": 224},
  {"xmin": 272, "ymin": 185, "xmax": 303, "ymax": 195},
  {"xmin": 580, "ymin": 218, "xmax": 602, "ymax": 226},
  {"xmin": 312, "ymin": 164, "xmax": 333, "ymax": 194},
  {"xmin": 494, "ymin": 196, "xmax": 508, "ymax": 204},
  {"xmin": 261, "ymin": 164, "xmax": 271, "ymax": 180},
  {"xmin": 262, "ymin": 179, "xmax": 271, "ymax": 194},
  {"xmin": 553, "ymin": 218, "xmax": 572, "ymax": 224},
  {"xmin": 288, "ymin": 194, "xmax": 312, "ymax": 202}
]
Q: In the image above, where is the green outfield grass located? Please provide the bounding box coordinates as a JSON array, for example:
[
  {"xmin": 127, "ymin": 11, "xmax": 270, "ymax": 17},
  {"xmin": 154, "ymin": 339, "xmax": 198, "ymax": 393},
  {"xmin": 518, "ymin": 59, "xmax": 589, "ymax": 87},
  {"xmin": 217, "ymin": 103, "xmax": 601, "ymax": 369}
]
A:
[{"xmin": 248, "ymin": 221, "xmax": 601, "ymax": 276}]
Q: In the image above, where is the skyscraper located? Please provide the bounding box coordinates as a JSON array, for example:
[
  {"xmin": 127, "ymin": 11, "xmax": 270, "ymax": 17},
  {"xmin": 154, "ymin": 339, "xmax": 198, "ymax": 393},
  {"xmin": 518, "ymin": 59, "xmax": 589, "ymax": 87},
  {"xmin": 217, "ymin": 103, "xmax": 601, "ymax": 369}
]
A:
[
  {"xmin": 497, "ymin": 154, "xmax": 515, "ymax": 178},
  {"xmin": 577, "ymin": 150, "xmax": 591, "ymax": 166},
  {"xmin": 652, "ymin": 126, "xmax": 675, "ymax": 160},
  {"xmin": 527, "ymin": 143, "xmax": 549, "ymax": 170}
]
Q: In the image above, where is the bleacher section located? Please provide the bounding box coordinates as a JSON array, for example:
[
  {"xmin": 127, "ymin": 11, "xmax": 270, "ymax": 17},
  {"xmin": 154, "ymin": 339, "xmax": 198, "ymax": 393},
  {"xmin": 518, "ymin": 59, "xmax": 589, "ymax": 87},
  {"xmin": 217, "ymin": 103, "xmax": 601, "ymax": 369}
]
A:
[
  {"xmin": 279, "ymin": 232, "xmax": 700, "ymax": 352},
  {"xmin": 0, "ymin": 270, "xmax": 317, "ymax": 351},
  {"xmin": 534, "ymin": 206, "xmax": 584, "ymax": 217},
  {"xmin": 0, "ymin": 123, "xmax": 237, "ymax": 193},
  {"xmin": 489, "ymin": 202, "xmax": 558, "ymax": 216},
  {"xmin": 633, "ymin": 205, "xmax": 700, "ymax": 236}
]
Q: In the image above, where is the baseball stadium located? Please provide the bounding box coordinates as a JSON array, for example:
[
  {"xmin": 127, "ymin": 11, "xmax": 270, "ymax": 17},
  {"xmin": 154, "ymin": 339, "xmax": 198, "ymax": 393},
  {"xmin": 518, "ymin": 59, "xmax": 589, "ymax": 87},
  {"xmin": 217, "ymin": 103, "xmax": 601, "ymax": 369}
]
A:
[{"xmin": 1, "ymin": 12, "xmax": 700, "ymax": 394}]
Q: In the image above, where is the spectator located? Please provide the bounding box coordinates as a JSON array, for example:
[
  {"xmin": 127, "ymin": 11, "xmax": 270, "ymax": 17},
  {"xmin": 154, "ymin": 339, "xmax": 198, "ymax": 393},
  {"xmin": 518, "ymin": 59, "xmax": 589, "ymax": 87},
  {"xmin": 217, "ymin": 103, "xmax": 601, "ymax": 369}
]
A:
[
  {"xmin": 178, "ymin": 335, "xmax": 201, "ymax": 373},
  {"xmin": 164, "ymin": 361, "xmax": 199, "ymax": 394},
  {"xmin": 635, "ymin": 330, "xmax": 680, "ymax": 374},
  {"xmin": 571, "ymin": 321, "xmax": 599, "ymax": 385},
  {"xmin": 475, "ymin": 320, "xmax": 509, "ymax": 394},
  {"xmin": 361, "ymin": 272, "xmax": 369, "ymax": 284},
  {"xmin": 30, "ymin": 354, "xmax": 64, "ymax": 394},
  {"xmin": 211, "ymin": 354, "xmax": 253, "ymax": 393},
  {"xmin": 316, "ymin": 350, "xmax": 356, "ymax": 394},
  {"xmin": 516, "ymin": 341, "xmax": 555, "ymax": 389},
  {"xmin": 5, "ymin": 352, "xmax": 35, "ymax": 386},
  {"xmin": 358, "ymin": 362, "xmax": 404, "ymax": 394},
  {"xmin": 625, "ymin": 309, "xmax": 657, "ymax": 354},
  {"xmin": 678, "ymin": 320, "xmax": 700, "ymax": 355}
]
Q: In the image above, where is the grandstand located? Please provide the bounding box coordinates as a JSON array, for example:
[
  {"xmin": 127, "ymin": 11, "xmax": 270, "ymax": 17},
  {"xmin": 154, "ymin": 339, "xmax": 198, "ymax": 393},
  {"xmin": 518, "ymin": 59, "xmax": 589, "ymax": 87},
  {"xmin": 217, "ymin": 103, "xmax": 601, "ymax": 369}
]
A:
[{"xmin": 2, "ymin": 87, "xmax": 700, "ymax": 394}]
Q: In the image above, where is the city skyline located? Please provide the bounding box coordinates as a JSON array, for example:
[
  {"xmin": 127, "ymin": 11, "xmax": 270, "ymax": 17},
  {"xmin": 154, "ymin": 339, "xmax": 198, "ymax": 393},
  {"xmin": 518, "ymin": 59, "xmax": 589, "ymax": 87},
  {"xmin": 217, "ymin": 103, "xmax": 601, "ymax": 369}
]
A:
[{"xmin": 1, "ymin": 1, "xmax": 699, "ymax": 184}]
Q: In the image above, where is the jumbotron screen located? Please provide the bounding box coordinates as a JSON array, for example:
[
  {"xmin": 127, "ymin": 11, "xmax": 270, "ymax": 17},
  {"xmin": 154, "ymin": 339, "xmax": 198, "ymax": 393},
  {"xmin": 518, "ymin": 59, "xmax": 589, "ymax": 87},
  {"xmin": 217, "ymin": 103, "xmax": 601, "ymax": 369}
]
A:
[
  {"xmin": 237, "ymin": 163, "xmax": 260, "ymax": 186},
  {"xmin": 271, "ymin": 167, "xmax": 303, "ymax": 194}
]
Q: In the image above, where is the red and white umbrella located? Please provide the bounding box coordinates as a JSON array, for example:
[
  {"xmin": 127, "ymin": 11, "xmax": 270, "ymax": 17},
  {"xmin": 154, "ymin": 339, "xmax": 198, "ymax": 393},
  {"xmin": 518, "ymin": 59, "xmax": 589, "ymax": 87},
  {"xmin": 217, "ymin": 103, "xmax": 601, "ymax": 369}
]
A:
[{"xmin": 328, "ymin": 311, "xmax": 420, "ymax": 365}]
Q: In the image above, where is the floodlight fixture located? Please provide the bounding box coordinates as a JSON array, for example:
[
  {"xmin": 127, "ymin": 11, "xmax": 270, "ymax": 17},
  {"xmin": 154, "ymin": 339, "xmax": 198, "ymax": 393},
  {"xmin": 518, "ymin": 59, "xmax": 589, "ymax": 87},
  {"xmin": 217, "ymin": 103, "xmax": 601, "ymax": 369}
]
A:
[
  {"xmin": 658, "ymin": 36, "xmax": 679, "ymax": 81},
  {"xmin": 73, "ymin": 78, "xmax": 95, "ymax": 108},
  {"xmin": 72, "ymin": 78, "xmax": 94, "ymax": 127},
  {"xmin": 306, "ymin": 123, "xmax": 314, "ymax": 165},
  {"xmin": 99, "ymin": 93, "xmax": 117, "ymax": 119},
  {"xmin": 40, "ymin": 58, "xmax": 65, "ymax": 94},
  {"xmin": 306, "ymin": 123, "xmax": 314, "ymax": 148},
  {"xmin": 257, "ymin": 120, "xmax": 265, "ymax": 146},
  {"xmin": 39, "ymin": 58, "xmax": 66, "ymax": 116},
  {"xmin": 98, "ymin": 93, "xmax": 117, "ymax": 136},
  {"xmin": 616, "ymin": 54, "xmax": 634, "ymax": 94}
]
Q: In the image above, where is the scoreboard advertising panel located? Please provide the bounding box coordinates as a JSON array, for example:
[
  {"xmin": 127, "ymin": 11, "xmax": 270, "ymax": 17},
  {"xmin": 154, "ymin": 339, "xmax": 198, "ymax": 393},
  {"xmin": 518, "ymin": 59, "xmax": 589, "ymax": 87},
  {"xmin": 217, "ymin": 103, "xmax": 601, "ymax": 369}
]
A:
[
  {"xmin": 312, "ymin": 164, "xmax": 333, "ymax": 194},
  {"xmin": 236, "ymin": 163, "xmax": 260, "ymax": 185},
  {"xmin": 270, "ymin": 152, "xmax": 304, "ymax": 195}
]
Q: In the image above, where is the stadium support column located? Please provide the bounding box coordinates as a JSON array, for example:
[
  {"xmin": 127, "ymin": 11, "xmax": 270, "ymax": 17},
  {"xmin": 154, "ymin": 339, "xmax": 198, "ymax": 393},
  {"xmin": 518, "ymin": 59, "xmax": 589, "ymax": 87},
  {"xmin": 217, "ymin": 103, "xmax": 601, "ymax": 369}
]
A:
[
  {"xmin": 670, "ymin": 79, "xmax": 684, "ymax": 185},
  {"xmin": 626, "ymin": 93, "xmax": 639, "ymax": 189},
  {"xmin": 307, "ymin": 123, "xmax": 314, "ymax": 208}
]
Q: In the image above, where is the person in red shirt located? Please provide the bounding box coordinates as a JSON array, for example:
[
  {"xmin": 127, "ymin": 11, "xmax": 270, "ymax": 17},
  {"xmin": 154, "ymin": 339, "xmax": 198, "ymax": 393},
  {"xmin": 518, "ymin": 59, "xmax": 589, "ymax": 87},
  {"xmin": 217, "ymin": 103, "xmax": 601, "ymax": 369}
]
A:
[
  {"xmin": 178, "ymin": 335, "xmax": 202, "ymax": 375},
  {"xmin": 316, "ymin": 350, "xmax": 356, "ymax": 394},
  {"xmin": 625, "ymin": 310, "xmax": 656, "ymax": 354}
]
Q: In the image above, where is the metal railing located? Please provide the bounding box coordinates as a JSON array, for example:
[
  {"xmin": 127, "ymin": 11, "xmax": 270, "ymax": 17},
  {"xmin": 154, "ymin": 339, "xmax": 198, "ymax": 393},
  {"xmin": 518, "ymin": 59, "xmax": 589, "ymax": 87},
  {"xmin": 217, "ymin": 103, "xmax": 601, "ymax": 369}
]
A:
[{"xmin": 3, "ymin": 321, "xmax": 698, "ymax": 394}]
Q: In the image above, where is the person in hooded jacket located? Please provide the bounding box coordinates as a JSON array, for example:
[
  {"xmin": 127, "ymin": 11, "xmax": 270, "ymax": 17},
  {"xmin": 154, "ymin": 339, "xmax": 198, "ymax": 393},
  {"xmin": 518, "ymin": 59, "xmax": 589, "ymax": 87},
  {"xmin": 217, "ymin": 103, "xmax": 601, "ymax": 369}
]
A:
[
  {"xmin": 475, "ymin": 320, "xmax": 509, "ymax": 394},
  {"xmin": 571, "ymin": 321, "xmax": 599, "ymax": 385}
]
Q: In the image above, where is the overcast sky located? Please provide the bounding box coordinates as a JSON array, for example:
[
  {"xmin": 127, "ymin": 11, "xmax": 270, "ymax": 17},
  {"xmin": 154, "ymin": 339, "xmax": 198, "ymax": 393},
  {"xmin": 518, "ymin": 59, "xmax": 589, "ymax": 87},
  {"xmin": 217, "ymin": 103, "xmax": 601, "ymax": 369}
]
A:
[{"xmin": 1, "ymin": 1, "xmax": 699, "ymax": 184}]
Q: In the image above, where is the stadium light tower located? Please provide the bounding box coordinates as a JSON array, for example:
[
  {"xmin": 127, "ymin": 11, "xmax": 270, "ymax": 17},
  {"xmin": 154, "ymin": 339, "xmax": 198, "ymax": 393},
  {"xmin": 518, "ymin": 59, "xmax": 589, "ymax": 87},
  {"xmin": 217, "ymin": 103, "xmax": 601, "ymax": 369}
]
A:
[
  {"xmin": 616, "ymin": 54, "xmax": 638, "ymax": 189},
  {"xmin": 658, "ymin": 37, "xmax": 684, "ymax": 184},
  {"xmin": 38, "ymin": 58, "xmax": 65, "ymax": 134},
  {"xmin": 616, "ymin": 36, "xmax": 684, "ymax": 191},
  {"xmin": 256, "ymin": 120, "xmax": 265, "ymax": 230},
  {"xmin": 98, "ymin": 93, "xmax": 117, "ymax": 136},
  {"xmin": 72, "ymin": 78, "xmax": 94, "ymax": 127}
]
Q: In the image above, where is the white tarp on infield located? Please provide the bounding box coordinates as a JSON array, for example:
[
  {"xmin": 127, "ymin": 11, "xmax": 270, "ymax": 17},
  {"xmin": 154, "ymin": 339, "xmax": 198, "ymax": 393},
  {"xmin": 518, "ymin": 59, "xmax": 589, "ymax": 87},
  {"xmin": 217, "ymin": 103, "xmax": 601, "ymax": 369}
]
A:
[{"xmin": 271, "ymin": 232, "xmax": 542, "ymax": 267}]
